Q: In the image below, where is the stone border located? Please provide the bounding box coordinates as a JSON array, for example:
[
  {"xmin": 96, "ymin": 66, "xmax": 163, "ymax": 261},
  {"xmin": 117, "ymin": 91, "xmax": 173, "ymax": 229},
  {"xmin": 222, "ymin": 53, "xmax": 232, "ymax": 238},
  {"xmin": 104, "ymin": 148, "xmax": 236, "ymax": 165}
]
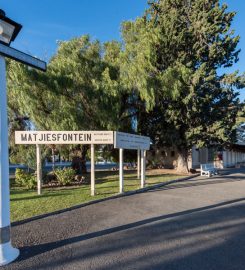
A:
[{"xmin": 12, "ymin": 174, "xmax": 199, "ymax": 227}]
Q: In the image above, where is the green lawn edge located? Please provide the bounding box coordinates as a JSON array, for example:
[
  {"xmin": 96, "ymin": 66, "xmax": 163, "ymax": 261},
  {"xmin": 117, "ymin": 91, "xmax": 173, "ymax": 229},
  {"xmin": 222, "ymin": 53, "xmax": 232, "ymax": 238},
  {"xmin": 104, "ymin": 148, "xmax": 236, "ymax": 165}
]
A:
[{"xmin": 10, "ymin": 171, "xmax": 188, "ymax": 222}]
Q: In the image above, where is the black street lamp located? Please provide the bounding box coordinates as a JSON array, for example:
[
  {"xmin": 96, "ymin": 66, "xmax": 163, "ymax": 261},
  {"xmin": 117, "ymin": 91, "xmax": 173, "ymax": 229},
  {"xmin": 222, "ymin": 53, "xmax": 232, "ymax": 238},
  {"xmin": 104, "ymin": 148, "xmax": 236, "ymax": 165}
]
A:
[{"xmin": 0, "ymin": 9, "xmax": 22, "ymax": 46}]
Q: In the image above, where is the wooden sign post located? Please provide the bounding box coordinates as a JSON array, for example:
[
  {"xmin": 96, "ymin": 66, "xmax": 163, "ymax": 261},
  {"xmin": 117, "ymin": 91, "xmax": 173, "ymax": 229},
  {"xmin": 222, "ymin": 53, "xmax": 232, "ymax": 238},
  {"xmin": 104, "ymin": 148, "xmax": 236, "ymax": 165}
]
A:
[
  {"xmin": 137, "ymin": 149, "xmax": 141, "ymax": 179},
  {"xmin": 91, "ymin": 144, "xmax": 95, "ymax": 196},
  {"xmin": 36, "ymin": 144, "xmax": 42, "ymax": 195}
]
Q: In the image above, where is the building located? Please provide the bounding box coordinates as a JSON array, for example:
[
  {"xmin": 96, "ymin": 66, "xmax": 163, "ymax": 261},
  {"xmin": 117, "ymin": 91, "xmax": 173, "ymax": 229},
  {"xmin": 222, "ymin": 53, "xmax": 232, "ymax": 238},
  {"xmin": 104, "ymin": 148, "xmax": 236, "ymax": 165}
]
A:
[
  {"xmin": 147, "ymin": 125, "xmax": 245, "ymax": 170},
  {"xmin": 190, "ymin": 145, "xmax": 245, "ymax": 169}
]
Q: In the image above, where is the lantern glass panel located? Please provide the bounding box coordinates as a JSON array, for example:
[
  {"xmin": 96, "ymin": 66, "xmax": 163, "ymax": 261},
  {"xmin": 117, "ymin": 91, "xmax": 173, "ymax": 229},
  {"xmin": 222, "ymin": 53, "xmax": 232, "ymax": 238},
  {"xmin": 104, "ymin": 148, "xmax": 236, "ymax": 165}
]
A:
[{"xmin": 0, "ymin": 18, "xmax": 15, "ymax": 45}]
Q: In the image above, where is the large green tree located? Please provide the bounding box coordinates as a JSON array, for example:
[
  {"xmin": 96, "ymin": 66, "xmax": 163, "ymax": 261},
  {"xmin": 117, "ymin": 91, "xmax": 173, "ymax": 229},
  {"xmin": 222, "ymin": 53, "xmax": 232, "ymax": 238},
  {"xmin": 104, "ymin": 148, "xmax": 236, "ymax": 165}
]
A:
[
  {"xmin": 120, "ymin": 0, "xmax": 245, "ymax": 172},
  {"xmin": 7, "ymin": 36, "xmax": 121, "ymax": 172}
]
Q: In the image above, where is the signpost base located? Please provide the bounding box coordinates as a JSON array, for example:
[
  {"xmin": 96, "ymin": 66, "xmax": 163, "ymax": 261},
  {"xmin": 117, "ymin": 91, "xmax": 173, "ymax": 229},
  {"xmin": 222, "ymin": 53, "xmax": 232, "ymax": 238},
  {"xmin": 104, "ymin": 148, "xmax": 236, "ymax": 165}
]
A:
[{"xmin": 0, "ymin": 242, "xmax": 19, "ymax": 266}]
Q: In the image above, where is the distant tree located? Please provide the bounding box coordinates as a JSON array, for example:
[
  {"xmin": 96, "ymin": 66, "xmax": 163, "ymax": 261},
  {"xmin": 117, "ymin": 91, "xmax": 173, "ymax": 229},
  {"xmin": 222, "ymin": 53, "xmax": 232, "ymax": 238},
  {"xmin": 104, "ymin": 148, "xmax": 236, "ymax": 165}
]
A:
[{"xmin": 121, "ymin": 0, "xmax": 245, "ymax": 172}]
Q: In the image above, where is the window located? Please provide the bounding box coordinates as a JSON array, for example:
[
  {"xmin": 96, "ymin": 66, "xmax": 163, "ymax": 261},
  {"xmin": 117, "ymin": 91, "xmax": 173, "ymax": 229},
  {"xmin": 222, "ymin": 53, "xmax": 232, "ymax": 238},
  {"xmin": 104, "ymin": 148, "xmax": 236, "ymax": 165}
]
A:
[{"xmin": 161, "ymin": 150, "xmax": 166, "ymax": 157}]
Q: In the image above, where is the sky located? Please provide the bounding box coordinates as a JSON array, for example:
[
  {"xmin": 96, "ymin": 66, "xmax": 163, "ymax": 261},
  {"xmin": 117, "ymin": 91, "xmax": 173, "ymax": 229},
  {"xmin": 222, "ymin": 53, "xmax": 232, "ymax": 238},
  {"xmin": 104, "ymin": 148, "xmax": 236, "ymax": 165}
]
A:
[{"xmin": 2, "ymin": 0, "xmax": 245, "ymax": 99}]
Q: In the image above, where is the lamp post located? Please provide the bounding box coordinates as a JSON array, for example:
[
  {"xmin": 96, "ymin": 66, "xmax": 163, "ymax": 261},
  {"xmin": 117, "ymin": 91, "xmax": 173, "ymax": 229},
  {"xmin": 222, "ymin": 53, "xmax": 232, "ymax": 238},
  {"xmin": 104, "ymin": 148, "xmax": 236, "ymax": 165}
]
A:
[
  {"xmin": 0, "ymin": 10, "xmax": 22, "ymax": 266},
  {"xmin": 0, "ymin": 10, "xmax": 46, "ymax": 266}
]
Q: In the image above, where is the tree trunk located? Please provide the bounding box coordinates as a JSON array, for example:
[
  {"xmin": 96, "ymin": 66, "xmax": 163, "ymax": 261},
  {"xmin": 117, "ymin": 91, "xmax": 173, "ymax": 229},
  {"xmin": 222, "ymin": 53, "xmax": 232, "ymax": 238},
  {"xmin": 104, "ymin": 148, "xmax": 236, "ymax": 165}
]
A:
[
  {"xmin": 81, "ymin": 145, "xmax": 88, "ymax": 173},
  {"xmin": 71, "ymin": 145, "xmax": 88, "ymax": 174},
  {"xmin": 176, "ymin": 149, "xmax": 189, "ymax": 174},
  {"xmin": 52, "ymin": 148, "xmax": 55, "ymax": 172}
]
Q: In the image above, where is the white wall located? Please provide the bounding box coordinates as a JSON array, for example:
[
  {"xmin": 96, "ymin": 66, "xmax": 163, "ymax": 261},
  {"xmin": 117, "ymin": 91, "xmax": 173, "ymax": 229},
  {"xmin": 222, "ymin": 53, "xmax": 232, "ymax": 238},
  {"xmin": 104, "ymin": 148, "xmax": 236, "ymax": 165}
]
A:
[{"xmin": 222, "ymin": 150, "xmax": 245, "ymax": 168}]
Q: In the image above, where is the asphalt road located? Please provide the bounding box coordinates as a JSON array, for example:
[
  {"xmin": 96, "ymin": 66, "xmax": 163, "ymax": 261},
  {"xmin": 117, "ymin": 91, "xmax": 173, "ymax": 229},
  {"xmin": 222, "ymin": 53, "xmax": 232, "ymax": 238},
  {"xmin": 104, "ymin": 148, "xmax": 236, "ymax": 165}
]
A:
[{"xmin": 3, "ymin": 169, "xmax": 245, "ymax": 270}]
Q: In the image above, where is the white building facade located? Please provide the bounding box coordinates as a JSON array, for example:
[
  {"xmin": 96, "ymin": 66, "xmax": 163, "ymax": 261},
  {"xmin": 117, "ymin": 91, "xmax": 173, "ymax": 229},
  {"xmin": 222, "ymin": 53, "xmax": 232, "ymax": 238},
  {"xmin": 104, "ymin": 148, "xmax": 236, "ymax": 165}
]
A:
[{"xmin": 190, "ymin": 145, "xmax": 245, "ymax": 169}]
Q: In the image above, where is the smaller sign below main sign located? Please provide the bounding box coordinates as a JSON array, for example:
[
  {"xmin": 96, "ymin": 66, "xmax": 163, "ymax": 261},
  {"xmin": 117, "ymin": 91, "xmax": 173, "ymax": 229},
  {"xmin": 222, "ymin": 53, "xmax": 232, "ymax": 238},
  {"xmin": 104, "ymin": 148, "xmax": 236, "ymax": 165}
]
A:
[
  {"xmin": 15, "ymin": 131, "xmax": 114, "ymax": 145},
  {"xmin": 114, "ymin": 132, "xmax": 150, "ymax": 150}
]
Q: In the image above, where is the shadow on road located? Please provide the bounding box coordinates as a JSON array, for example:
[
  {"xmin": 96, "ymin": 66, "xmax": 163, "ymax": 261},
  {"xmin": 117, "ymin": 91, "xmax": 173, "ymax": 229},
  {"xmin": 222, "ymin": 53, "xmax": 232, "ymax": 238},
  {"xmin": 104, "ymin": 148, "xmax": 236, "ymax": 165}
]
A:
[
  {"xmin": 5, "ymin": 197, "xmax": 245, "ymax": 270},
  {"xmin": 5, "ymin": 169, "xmax": 245, "ymax": 270}
]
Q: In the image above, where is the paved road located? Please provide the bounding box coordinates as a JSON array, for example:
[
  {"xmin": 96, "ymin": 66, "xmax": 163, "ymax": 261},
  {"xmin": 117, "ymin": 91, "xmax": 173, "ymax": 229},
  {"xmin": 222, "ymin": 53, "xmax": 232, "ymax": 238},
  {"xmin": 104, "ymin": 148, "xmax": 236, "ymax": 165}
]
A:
[{"xmin": 4, "ymin": 169, "xmax": 245, "ymax": 270}]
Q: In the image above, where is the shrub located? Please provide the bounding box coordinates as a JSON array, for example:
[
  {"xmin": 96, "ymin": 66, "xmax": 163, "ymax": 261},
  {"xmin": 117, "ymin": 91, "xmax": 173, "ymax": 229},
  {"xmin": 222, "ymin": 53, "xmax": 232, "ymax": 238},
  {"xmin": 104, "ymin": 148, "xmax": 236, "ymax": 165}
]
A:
[
  {"xmin": 43, "ymin": 171, "xmax": 57, "ymax": 184},
  {"xmin": 15, "ymin": 168, "xmax": 37, "ymax": 190},
  {"xmin": 54, "ymin": 167, "xmax": 75, "ymax": 186},
  {"xmin": 25, "ymin": 175, "xmax": 37, "ymax": 190},
  {"xmin": 15, "ymin": 168, "xmax": 25, "ymax": 186}
]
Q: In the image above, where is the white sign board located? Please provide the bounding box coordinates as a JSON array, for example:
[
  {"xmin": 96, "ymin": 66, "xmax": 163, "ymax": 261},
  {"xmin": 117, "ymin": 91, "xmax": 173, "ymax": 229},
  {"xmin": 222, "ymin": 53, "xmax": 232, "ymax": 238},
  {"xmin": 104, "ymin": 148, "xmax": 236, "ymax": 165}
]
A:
[
  {"xmin": 0, "ymin": 43, "xmax": 46, "ymax": 71},
  {"xmin": 114, "ymin": 132, "xmax": 150, "ymax": 150},
  {"xmin": 15, "ymin": 131, "xmax": 114, "ymax": 145}
]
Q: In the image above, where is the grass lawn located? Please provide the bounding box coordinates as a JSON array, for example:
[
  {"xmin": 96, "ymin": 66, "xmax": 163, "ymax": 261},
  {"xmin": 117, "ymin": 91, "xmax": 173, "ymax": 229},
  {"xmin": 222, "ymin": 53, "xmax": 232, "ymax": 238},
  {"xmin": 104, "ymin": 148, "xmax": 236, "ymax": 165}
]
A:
[{"xmin": 10, "ymin": 170, "xmax": 186, "ymax": 222}]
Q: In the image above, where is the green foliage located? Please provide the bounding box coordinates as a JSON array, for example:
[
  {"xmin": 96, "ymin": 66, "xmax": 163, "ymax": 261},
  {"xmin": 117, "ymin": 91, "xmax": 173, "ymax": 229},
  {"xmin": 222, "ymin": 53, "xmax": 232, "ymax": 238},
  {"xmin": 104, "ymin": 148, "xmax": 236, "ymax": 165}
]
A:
[
  {"xmin": 6, "ymin": 1, "xmax": 245, "ymax": 173},
  {"xmin": 236, "ymin": 102, "xmax": 245, "ymax": 125},
  {"xmin": 7, "ymin": 36, "xmax": 121, "ymax": 131},
  {"xmin": 15, "ymin": 168, "xmax": 25, "ymax": 186},
  {"xmin": 10, "ymin": 144, "xmax": 48, "ymax": 173},
  {"xmin": 120, "ymin": 18, "xmax": 158, "ymax": 110},
  {"xmin": 15, "ymin": 168, "xmax": 37, "ymax": 190},
  {"xmin": 120, "ymin": 0, "xmax": 244, "ymax": 168},
  {"xmin": 54, "ymin": 167, "xmax": 75, "ymax": 186},
  {"xmin": 10, "ymin": 145, "xmax": 36, "ymax": 170},
  {"xmin": 7, "ymin": 36, "xmax": 123, "ymax": 167}
]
